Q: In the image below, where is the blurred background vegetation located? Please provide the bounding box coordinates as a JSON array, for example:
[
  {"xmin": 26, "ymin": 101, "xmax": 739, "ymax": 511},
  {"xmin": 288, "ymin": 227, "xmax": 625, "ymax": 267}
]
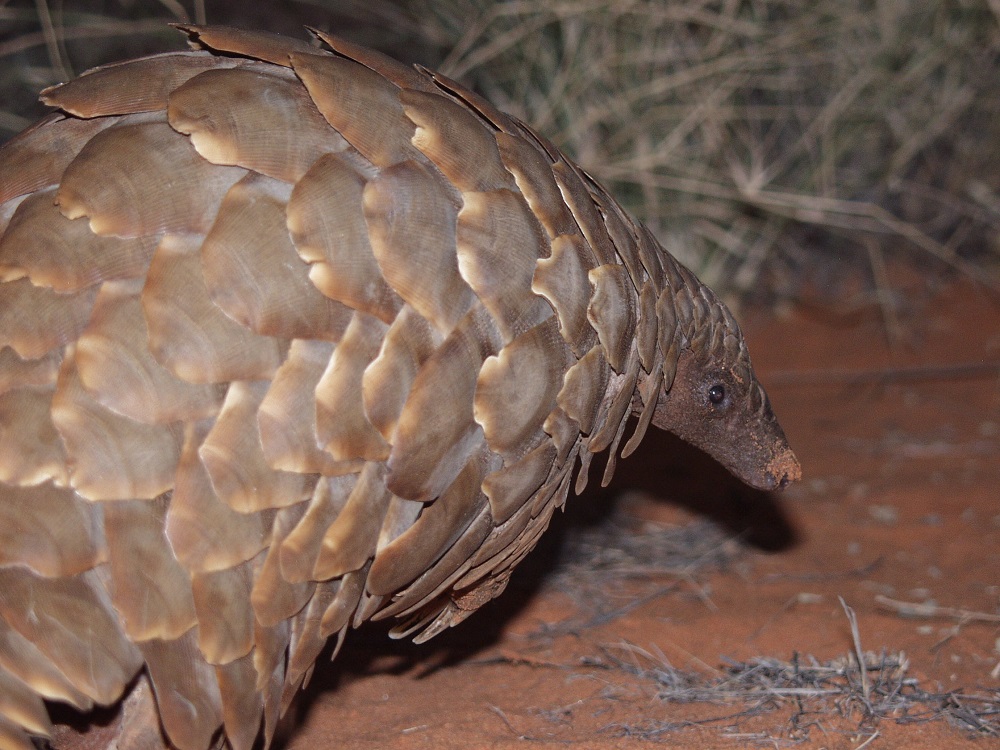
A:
[{"xmin": 2, "ymin": 0, "xmax": 999, "ymax": 311}]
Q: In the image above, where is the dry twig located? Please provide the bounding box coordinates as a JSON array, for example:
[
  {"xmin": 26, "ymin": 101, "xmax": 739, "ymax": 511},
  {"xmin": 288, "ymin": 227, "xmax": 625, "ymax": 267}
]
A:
[{"xmin": 874, "ymin": 595, "xmax": 1000, "ymax": 625}]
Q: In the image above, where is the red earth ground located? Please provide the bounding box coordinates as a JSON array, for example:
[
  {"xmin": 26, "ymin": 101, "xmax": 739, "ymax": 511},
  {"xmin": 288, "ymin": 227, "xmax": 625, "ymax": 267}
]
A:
[{"xmin": 282, "ymin": 270, "xmax": 1000, "ymax": 750}]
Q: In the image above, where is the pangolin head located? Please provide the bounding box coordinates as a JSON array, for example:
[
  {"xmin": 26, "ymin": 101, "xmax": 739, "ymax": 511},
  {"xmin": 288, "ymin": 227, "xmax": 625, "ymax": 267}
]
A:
[{"xmin": 649, "ymin": 284, "xmax": 801, "ymax": 492}]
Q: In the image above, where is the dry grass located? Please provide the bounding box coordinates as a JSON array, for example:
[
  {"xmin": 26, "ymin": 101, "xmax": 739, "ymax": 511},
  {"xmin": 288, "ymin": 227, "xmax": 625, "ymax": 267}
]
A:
[
  {"xmin": 484, "ymin": 506, "xmax": 1000, "ymax": 743},
  {"xmin": 403, "ymin": 0, "xmax": 1000, "ymax": 301},
  {"xmin": 531, "ymin": 510, "xmax": 1000, "ymax": 740},
  {"xmin": 3, "ymin": 0, "xmax": 999, "ymax": 301},
  {"xmin": 596, "ymin": 643, "xmax": 1000, "ymax": 741}
]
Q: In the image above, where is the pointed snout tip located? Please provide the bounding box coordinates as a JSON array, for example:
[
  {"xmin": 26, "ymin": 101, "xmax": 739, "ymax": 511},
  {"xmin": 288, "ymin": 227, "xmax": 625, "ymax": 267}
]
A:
[{"xmin": 754, "ymin": 443, "xmax": 802, "ymax": 492}]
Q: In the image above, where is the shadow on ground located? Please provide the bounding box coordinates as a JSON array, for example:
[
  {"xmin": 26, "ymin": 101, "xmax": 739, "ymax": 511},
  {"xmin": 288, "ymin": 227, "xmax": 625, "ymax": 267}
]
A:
[{"xmin": 282, "ymin": 425, "xmax": 798, "ymax": 747}]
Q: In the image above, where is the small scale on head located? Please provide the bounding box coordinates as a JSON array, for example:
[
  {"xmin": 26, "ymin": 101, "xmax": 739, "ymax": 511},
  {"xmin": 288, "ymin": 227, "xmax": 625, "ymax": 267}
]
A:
[{"xmin": 650, "ymin": 282, "xmax": 801, "ymax": 492}]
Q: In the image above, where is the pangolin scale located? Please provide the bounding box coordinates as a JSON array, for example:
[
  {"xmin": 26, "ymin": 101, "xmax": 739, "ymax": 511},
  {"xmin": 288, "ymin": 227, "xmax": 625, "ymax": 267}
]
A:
[{"xmin": 0, "ymin": 25, "xmax": 801, "ymax": 750}]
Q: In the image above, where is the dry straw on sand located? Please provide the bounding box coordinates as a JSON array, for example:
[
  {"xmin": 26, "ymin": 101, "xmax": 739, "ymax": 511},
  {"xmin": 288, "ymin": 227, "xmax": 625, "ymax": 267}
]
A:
[{"xmin": 523, "ymin": 510, "xmax": 1000, "ymax": 742}]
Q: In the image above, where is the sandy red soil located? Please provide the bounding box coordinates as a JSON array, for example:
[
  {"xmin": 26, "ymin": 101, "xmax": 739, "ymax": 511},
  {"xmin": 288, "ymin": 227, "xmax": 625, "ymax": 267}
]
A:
[{"xmin": 283, "ymin": 272, "xmax": 1000, "ymax": 750}]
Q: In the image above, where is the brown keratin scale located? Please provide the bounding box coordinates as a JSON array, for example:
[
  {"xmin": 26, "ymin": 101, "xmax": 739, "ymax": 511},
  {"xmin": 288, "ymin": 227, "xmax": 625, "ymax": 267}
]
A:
[{"xmin": 0, "ymin": 24, "xmax": 800, "ymax": 750}]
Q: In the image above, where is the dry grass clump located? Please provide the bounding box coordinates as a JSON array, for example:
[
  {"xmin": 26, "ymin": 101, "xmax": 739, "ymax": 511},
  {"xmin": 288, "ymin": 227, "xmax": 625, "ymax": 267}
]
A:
[
  {"xmin": 490, "ymin": 508, "xmax": 1000, "ymax": 743},
  {"xmin": 3, "ymin": 0, "xmax": 999, "ymax": 299},
  {"xmin": 402, "ymin": 0, "xmax": 1000, "ymax": 299},
  {"xmin": 597, "ymin": 643, "xmax": 1000, "ymax": 741}
]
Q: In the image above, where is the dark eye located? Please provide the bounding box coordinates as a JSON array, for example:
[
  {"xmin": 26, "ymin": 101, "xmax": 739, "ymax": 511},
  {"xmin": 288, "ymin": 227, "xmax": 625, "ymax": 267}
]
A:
[{"xmin": 708, "ymin": 384, "xmax": 726, "ymax": 405}]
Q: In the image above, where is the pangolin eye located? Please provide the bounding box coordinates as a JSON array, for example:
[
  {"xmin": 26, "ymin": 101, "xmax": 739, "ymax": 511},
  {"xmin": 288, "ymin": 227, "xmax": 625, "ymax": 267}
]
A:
[{"xmin": 708, "ymin": 384, "xmax": 726, "ymax": 405}]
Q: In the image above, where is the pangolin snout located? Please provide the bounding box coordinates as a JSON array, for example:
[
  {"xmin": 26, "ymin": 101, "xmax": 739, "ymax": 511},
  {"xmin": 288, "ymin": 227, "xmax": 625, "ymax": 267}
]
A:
[{"xmin": 761, "ymin": 443, "xmax": 802, "ymax": 491}]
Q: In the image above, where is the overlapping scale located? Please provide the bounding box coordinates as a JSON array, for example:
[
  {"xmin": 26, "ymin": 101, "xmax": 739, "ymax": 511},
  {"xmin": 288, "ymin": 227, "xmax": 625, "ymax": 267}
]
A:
[
  {"xmin": 636, "ymin": 280, "xmax": 659, "ymax": 372},
  {"xmin": 0, "ymin": 388, "xmax": 68, "ymax": 487},
  {"xmin": 142, "ymin": 234, "xmax": 286, "ymax": 384},
  {"xmin": 387, "ymin": 304, "xmax": 501, "ymax": 501},
  {"xmin": 287, "ymin": 153, "xmax": 401, "ymax": 322},
  {"xmin": 543, "ymin": 406, "xmax": 581, "ymax": 465},
  {"xmin": 0, "ymin": 705, "xmax": 35, "ymax": 750},
  {"xmin": 369, "ymin": 446, "xmax": 496, "ymax": 596},
  {"xmin": 191, "ymin": 560, "xmax": 255, "ymax": 665},
  {"xmin": 137, "ymin": 629, "xmax": 223, "ymax": 750},
  {"xmin": 175, "ymin": 24, "xmax": 319, "ymax": 66},
  {"xmin": 42, "ymin": 52, "xmax": 243, "ymax": 118},
  {"xmin": 587, "ymin": 263, "xmax": 637, "ymax": 374},
  {"xmin": 283, "ymin": 581, "xmax": 341, "ymax": 710},
  {"xmin": 200, "ymin": 173, "xmax": 352, "ymax": 341},
  {"xmin": 376, "ymin": 506, "xmax": 494, "ymax": 623},
  {"xmin": 474, "ymin": 317, "xmax": 569, "ymax": 461},
  {"xmin": 319, "ymin": 564, "xmax": 368, "ymax": 637},
  {"xmin": 0, "ymin": 279, "xmax": 97, "ymax": 360},
  {"xmin": 50, "ymin": 353, "xmax": 183, "ymax": 501},
  {"xmin": 278, "ymin": 476, "xmax": 352, "ymax": 584},
  {"xmin": 558, "ymin": 345, "xmax": 611, "ymax": 435},
  {"xmin": 532, "ymin": 233, "xmax": 598, "ymax": 357},
  {"xmin": 314, "ymin": 312, "xmax": 390, "ymax": 462},
  {"xmin": 215, "ymin": 652, "xmax": 262, "ymax": 750},
  {"xmin": 0, "ymin": 115, "xmax": 115, "ymax": 205},
  {"xmin": 495, "ymin": 132, "xmax": 578, "ymax": 239},
  {"xmin": 258, "ymin": 339, "xmax": 358, "ymax": 476},
  {"xmin": 0, "ymin": 347, "xmax": 60, "ymax": 396},
  {"xmin": 75, "ymin": 281, "xmax": 223, "ymax": 423},
  {"xmin": 313, "ymin": 464, "xmax": 392, "ymax": 580},
  {"xmin": 362, "ymin": 305, "xmax": 441, "ymax": 443},
  {"xmin": 0, "ymin": 189, "xmax": 158, "ymax": 291},
  {"xmin": 0, "ymin": 567, "xmax": 142, "ymax": 705},
  {"xmin": 622, "ymin": 359, "xmax": 665, "ymax": 459},
  {"xmin": 57, "ymin": 118, "xmax": 246, "ymax": 238},
  {"xmin": 200, "ymin": 381, "xmax": 316, "ymax": 513},
  {"xmin": 551, "ymin": 161, "xmax": 618, "ymax": 266},
  {"xmin": 481, "ymin": 441, "xmax": 557, "ymax": 524},
  {"xmin": 424, "ymin": 69, "xmax": 520, "ymax": 136},
  {"xmin": 0, "ymin": 619, "xmax": 93, "ymax": 710},
  {"xmin": 291, "ymin": 52, "xmax": 420, "ymax": 168},
  {"xmin": 595, "ymin": 191, "xmax": 646, "ymax": 293},
  {"xmin": 588, "ymin": 350, "xmax": 643, "ymax": 487},
  {"xmin": 103, "ymin": 497, "xmax": 197, "ymax": 642},
  {"xmin": 0, "ymin": 668, "xmax": 50, "ymax": 742},
  {"xmin": 250, "ymin": 503, "xmax": 313, "ymax": 629},
  {"xmin": 168, "ymin": 65, "xmax": 348, "ymax": 183},
  {"xmin": 363, "ymin": 160, "xmax": 472, "ymax": 336},
  {"xmin": 0, "ymin": 198, "xmax": 20, "ymax": 238},
  {"xmin": 636, "ymin": 222, "xmax": 667, "ymax": 292},
  {"xmin": 165, "ymin": 422, "xmax": 274, "ymax": 574},
  {"xmin": 402, "ymin": 89, "xmax": 517, "ymax": 193},
  {"xmin": 0, "ymin": 482, "xmax": 104, "ymax": 577},
  {"xmin": 309, "ymin": 30, "xmax": 436, "ymax": 92},
  {"xmin": 250, "ymin": 614, "xmax": 288, "ymax": 744},
  {"xmin": 456, "ymin": 189, "xmax": 553, "ymax": 343}
]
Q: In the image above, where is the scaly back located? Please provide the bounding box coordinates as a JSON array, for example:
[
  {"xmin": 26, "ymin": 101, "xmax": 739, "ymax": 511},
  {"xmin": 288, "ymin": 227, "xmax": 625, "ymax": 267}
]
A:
[{"xmin": 0, "ymin": 25, "xmax": 796, "ymax": 750}]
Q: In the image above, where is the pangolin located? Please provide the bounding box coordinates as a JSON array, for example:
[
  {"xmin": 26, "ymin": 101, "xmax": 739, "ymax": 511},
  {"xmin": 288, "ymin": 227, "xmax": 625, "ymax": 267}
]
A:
[{"xmin": 0, "ymin": 24, "xmax": 801, "ymax": 750}]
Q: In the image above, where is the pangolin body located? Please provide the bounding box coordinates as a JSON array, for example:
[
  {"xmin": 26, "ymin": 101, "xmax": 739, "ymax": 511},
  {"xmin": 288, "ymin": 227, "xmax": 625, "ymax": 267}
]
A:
[{"xmin": 0, "ymin": 25, "xmax": 800, "ymax": 750}]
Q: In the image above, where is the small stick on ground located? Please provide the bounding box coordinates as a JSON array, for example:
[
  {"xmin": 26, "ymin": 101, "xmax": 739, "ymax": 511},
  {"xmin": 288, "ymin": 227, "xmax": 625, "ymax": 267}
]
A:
[
  {"xmin": 489, "ymin": 704, "xmax": 534, "ymax": 741},
  {"xmin": 874, "ymin": 595, "xmax": 1000, "ymax": 625},
  {"xmin": 854, "ymin": 730, "xmax": 880, "ymax": 750},
  {"xmin": 840, "ymin": 597, "xmax": 870, "ymax": 703}
]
